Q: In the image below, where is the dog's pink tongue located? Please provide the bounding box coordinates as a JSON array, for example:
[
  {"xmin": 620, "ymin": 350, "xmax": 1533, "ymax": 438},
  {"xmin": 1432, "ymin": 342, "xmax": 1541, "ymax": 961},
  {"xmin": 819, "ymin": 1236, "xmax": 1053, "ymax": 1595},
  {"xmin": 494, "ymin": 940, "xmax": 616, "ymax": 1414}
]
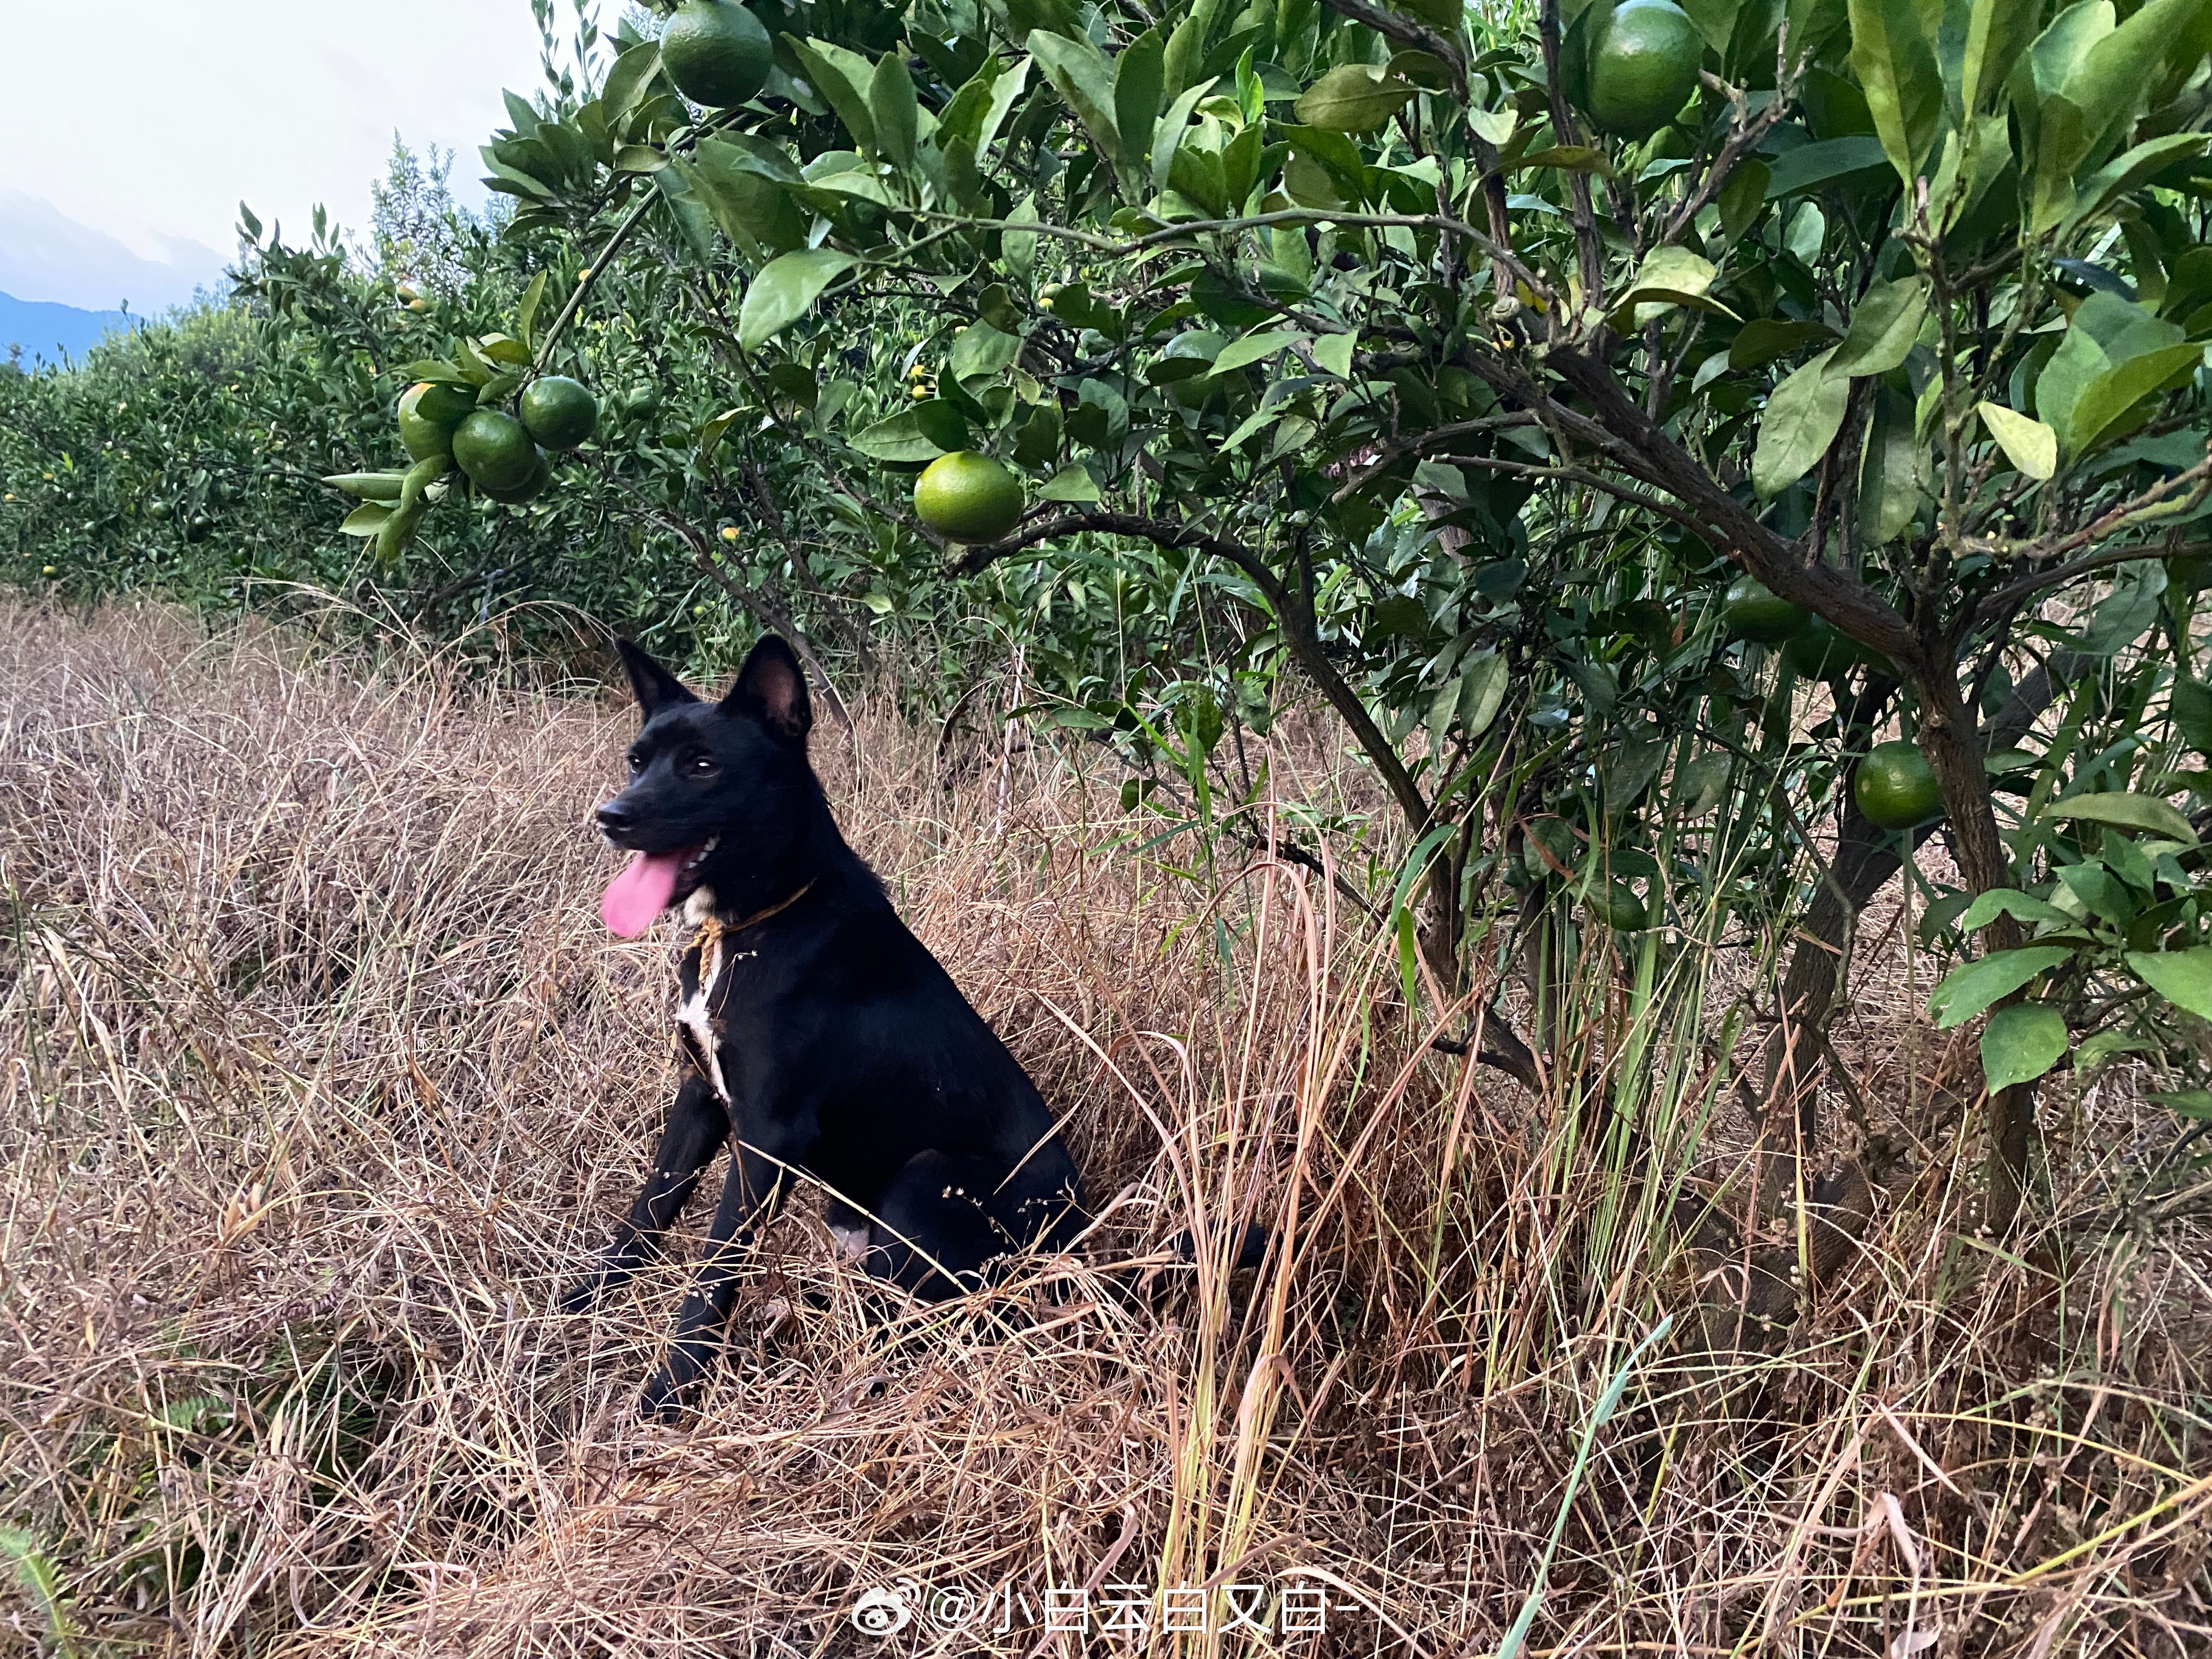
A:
[{"xmin": 602, "ymin": 850, "xmax": 687, "ymax": 938}]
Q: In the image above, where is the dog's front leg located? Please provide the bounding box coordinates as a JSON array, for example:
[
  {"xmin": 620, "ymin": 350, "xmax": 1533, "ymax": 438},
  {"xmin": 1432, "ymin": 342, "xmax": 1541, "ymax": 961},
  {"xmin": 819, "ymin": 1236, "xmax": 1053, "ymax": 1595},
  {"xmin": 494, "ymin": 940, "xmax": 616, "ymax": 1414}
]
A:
[
  {"xmin": 560, "ymin": 1074, "xmax": 729, "ymax": 1314},
  {"xmin": 640, "ymin": 1142, "xmax": 787, "ymax": 1417}
]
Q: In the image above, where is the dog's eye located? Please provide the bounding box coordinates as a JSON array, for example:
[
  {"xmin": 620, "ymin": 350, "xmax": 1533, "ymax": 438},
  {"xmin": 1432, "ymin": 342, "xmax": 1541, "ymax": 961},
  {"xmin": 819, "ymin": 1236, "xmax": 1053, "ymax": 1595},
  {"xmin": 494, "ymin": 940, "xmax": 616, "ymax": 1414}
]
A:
[
  {"xmin": 689, "ymin": 755, "xmax": 717, "ymax": 776},
  {"xmin": 627, "ymin": 752, "xmax": 645, "ymax": 773}
]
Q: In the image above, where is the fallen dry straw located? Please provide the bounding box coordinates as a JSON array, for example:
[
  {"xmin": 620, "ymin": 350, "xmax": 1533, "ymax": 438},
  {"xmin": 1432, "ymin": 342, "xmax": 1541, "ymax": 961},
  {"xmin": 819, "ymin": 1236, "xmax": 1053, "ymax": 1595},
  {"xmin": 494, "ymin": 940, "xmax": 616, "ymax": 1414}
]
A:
[{"xmin": 2, "ymin": 601, "xmax": 2209, "ymax": 1656}]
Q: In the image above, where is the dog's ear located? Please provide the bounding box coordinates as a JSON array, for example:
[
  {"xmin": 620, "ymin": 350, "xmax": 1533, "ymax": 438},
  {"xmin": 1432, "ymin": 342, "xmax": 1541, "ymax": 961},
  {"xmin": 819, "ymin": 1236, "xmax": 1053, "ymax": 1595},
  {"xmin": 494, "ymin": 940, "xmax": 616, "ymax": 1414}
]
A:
[
  {"xmin": 723, "ymin": 635, "xmax": 812, "ymax": 743},
  {"xmin": 615, "ymin": 639, "xmax": 697, "ymax": 718}
]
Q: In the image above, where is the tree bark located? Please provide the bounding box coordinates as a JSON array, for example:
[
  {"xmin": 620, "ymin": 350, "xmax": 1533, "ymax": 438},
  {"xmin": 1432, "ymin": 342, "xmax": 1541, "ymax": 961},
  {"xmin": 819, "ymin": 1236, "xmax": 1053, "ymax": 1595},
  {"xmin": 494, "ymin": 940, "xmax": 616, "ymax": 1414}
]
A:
[{"xmin": 1913, "ymin": 668, "xmax": 2032, "ymax": 1232}]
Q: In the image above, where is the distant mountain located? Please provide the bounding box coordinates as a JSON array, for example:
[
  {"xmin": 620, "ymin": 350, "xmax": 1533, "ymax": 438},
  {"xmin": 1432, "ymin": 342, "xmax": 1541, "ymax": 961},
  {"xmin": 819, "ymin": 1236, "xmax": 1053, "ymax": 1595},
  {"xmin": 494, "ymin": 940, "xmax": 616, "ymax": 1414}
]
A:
[
  {"xmin": 0, "ymin": 189, "xmax": 227, "ymax": 329},
  {"xmin": 0, "ymin": 290, "xmax": 137, "ymax": 364}
]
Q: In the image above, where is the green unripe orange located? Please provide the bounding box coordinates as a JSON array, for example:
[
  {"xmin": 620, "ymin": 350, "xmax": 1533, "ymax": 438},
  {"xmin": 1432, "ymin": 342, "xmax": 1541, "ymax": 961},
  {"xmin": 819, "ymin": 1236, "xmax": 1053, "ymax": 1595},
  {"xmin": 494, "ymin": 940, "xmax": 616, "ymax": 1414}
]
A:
[
  {"xmin": 478, "ymin": 450, "xmax": 552, "ymax": 505},
  {"xmin": 397, "ymin": 381, "xmax": 475, "ymax": 461},
  {"xmin": 914, "ymin": 451, "xmax": 1025, "ymax": 544},
  {"xmin": 661, "ymin": 0, "xmax": 774, "ymax": 108},
  {"xmin": 1723, "ymin": 574, "xmax": 1810, "ymax": 644},
  {"xmin": 1587, "ymin": 0, "xmax": 1702, "ymax": 139},
  {"xmin": 452, "ymin": 409, "xmax": 540, "ymax": 493},
  {"xmin": 1585, "ymin": 878, "xmax": 1649, "ymax": 931},
  {"xmin": 1782, "ymin": 616, "xmax": 1862, "ymax": 679},
  {"xmin": 1855, "ymin": 739, "xmax": 1943, "ymax": 830},
  {"xmin": 520, "ymin": 376, "xmax": 598, "ymax": 449}
]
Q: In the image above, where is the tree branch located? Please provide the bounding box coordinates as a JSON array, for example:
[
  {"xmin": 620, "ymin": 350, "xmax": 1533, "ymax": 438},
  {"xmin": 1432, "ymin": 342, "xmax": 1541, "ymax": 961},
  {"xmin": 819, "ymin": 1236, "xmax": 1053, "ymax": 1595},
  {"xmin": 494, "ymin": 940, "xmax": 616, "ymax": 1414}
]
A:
[
  {"xmin": 945, "ymin": 509, "xmax": 1435, "ymax": 833},
  {"xmin": 1317, "ymin": 0, "xmax": 1465, "ymax": 78}
]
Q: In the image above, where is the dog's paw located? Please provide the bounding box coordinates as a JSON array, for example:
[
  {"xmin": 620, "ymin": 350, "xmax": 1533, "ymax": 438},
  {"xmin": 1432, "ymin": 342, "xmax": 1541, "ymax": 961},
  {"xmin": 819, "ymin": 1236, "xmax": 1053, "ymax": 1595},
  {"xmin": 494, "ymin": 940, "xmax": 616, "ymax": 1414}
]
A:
[
  {"xmin": 638, "ymin": 1368, "xmax": 689, "ymax": 1421},
  {"xmin": 639, "ymin": 1334, "xmax": 716, "ymax": 1419}
]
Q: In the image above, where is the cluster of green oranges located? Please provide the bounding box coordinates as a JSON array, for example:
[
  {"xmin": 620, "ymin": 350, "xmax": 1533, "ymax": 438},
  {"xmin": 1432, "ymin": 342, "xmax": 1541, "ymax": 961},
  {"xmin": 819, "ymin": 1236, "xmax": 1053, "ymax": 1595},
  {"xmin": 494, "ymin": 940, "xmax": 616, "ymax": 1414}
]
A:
[
  {"xmin": 326, "ymin": 373, "xmax": 599, "ymax": 561},
  {"xmin": 1721, "ymin": 575, "xmax": 1943, "ymax": 830},
  {"xmin": 397, "ymin": 375, "xmax": 598, "ymax": 504}
]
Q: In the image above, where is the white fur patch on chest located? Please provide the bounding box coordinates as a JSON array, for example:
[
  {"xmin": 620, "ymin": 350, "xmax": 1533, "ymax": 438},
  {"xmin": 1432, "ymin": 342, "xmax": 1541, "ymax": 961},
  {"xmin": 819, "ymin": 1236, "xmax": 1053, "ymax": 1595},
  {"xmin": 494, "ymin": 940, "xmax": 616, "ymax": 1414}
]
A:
[{"xmin": 676, "ymin": 885, "xmax": 734, "ymax": 1104}]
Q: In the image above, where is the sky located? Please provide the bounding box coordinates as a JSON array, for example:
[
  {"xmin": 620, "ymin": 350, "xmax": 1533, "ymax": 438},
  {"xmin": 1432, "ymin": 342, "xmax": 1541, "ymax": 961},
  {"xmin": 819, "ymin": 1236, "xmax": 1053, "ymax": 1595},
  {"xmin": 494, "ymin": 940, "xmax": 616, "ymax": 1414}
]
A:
[{"xmin": 1, "ymin": 0, "xmax": 562, "ymax": 314}]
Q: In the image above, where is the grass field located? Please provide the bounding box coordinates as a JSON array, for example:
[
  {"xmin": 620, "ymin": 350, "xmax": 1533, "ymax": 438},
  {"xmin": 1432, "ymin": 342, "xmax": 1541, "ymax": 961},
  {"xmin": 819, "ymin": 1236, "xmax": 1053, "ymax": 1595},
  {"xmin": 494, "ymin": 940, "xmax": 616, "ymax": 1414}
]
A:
[{"xmin": 3, "ymin": 602, "xmax": 2209, "ymax": 1656}]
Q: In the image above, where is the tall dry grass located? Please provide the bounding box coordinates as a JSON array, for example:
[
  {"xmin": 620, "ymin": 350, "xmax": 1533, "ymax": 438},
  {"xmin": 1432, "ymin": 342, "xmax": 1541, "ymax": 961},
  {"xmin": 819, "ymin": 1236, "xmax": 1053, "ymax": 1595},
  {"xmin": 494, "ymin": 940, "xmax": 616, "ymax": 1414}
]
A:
[{"xmin": 2, "ymin": 600, "xmax": 2209, "ymax": 1657}]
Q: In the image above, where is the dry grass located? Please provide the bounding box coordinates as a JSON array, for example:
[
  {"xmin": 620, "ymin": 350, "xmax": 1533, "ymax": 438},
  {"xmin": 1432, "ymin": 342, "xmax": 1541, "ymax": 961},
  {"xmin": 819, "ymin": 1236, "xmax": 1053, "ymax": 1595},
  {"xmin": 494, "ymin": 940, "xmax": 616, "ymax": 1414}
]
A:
[{"xmin": 2, "ymin": 600, "xmax": 2209, "ymax": 1658}]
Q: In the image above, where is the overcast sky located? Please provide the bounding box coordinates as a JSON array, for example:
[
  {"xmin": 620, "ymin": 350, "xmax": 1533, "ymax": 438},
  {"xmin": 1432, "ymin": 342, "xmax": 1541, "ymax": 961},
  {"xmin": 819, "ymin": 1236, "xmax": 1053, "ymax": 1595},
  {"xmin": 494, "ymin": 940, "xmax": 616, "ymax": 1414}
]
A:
[{"xmin": 1, "ymin": 0, "xmax": 562, "ymax": 313}]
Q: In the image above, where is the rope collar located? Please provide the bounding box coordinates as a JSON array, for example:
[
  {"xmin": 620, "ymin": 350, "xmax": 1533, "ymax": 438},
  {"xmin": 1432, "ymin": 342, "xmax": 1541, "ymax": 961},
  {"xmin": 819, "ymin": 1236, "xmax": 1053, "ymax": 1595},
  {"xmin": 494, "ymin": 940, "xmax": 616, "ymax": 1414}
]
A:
[{"xmin": 689, "ymin": 878, "xmax": 816, "ymax": 963}]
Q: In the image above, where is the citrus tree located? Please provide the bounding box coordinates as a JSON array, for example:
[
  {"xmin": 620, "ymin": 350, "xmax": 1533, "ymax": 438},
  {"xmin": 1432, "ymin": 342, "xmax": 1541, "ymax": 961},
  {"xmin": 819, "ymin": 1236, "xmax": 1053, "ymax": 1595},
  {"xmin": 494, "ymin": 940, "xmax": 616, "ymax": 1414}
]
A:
[{"xmin": 294, "ymin": 0, "xmax": 2212, "ymax": 1250}]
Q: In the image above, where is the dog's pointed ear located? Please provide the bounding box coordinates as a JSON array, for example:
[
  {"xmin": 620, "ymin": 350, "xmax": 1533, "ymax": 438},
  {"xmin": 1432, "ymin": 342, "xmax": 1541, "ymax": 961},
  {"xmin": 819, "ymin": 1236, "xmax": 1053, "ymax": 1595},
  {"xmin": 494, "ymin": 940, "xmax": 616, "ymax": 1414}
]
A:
[
  {"xmin": 615, "ymin": 639, "xmax": 697, "ymax": 719},
  {"xmin": 722, "ymin": 635, "xmax": 812, "ymax": 743}
]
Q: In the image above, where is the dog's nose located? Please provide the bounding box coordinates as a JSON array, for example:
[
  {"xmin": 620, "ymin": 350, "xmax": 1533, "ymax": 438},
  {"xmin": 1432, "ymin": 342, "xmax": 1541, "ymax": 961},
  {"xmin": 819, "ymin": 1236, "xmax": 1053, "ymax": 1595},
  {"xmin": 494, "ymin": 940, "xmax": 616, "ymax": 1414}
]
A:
[{"xmin": 596, "ymin": 800, "xmax": 633, "ymax": 836}]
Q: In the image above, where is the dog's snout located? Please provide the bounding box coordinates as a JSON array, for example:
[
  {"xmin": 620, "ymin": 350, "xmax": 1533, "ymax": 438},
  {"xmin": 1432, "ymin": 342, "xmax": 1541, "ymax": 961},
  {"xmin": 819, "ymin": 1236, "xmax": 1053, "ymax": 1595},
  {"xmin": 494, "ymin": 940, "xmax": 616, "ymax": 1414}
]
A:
[{"xmin": 596, "ymin": 800, "xmax": 633, "ymax": 837}]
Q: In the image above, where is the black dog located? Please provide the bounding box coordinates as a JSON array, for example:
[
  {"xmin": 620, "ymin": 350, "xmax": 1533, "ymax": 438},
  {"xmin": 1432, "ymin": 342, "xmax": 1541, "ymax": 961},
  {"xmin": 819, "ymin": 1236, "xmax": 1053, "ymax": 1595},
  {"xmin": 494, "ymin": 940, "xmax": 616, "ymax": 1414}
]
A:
[{"xmin": 562, "ymin": 634, "xmax": 1087, "ymax": 1414}]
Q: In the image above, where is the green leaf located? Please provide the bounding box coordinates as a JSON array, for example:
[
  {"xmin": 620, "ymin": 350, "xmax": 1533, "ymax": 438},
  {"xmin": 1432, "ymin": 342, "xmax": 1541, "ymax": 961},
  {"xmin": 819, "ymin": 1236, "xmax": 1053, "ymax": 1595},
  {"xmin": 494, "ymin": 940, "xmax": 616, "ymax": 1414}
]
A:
[
  {"xmin": 1115, "ymin": 28, "xmax": 1166, "ymax": 171},
  {"xmin": 2055, "ymin": 860, "xmax": 2134, "ymax": 927},
  {"xmin": 949, "ymin": 320, "xmax": 1022, "ymax": 387},
  {"xmin": 1729, "ymin": 318, "xmax": 1837, "ymax": 370},
  {"xmin": 786, "ymin": 36, "xmax": 878, "ymax": 154},
  {"xmin": 2151, "ymin": 1088, "xmax": 2212, "ymax": 1118},
  {"xmin": 1679, "ymin": 0, "xmax": 1747, "ymax": 52},
  {"xmin": 1928, "ymin": 945, "xmax": 2079, "ymax": 1028},
  {"xmin": 1312, "ymin": 331, "xmax": 1356, "ymax": 378},
  {"xmin": 848, "ymin": 409, "xmax": 952, "ymax": 462},
  {"xmin": 1610, "ymin": 245, "xmax": 1721, "ymax": 327},
  {"xmin": 697, "ymin": 407, "xmax": 743, "ymax": 465},
  {"xmin": 1752, "ymin": 347, "xmax": 1850, "ymax": 499},
  {"xmin": 1210, "ymin": 326, "xmax": 1306, "ymax": 376},
  {"xmin": 1825, "ymin": 276, "xmax": 1930, "ymax": 380},
  {"xmin": 398, "ymin": 453, "xmax": 449, "ymax": 516},
  {"xmin": 0, "ymin": 1526, "xmax": 71, "ymax": 1651},
  {"xmin": 323, "ymin": 471, "xmax": 409, "ymax": 501},
  {"xmin": 1004, "ymin": 191, "xmax": 1039, "ymax": 279},
  {"xmin": 2172, "ymin": 675, "xmax": 2212, "ymax": 753},
  {"xmin": 1038, "ymin": 464, "xmax": 1102, "ymax": 501},
  {"xmin": 2066, "ymin": 133, "xmax": 2212, "ymax": 233},
  {"xmin": 1461, "ymin": 650, "xmax": 1509, "ymax": 740},
  {"xmin": 2035, "ymin": 302, "xmax": 2114, "ymax": 443},
  {"xmin": 737, "ymin": 249, "xmax": 859, "ymax": 351},
  {"xmin": 2064, "ymin": 0, "xmax": 2212, "ymax": 177},
  {"xmin": 869, "ymin": 50, "xmax": 921, "ymax": 172},
  {"xmin": 1858, "ymin": 385, "xmax": 1924, "ymax": 544},
  {"xmin": 1152, "ymin": 76, "xmax": 1221, "ymax": 195},
  {"xmin": 1764, "ymin": 136, "xmax": 1893, "ymax": 198},
  {"xmin": 393, "ymin": 359, "xmax": 476, "ymax": 386},
  {"xmin": 2043, "ymin": 791, "xmax": 2199, "ymax": 843},
  {"xmin": 1029, "ymin": 29, "xmax": 1124, "ymax": 163},
  {"xmin": 1977, "ymin": 400, "xmax": 2058, "ymax": 480},
  {"xmin": 1982, "ymin": 1003, "xmax": 2069, "ymax": 1090},
  {"xmin": 680, "ymin": 143, "xmax": 808, "ymax": 259},
  {"xmin": 1957, "ymin": 887, "xmax": 2076, "ymax": 929},
  {"xmin": 979, "ymin": 57, "xmax": 1032, "ymax": 155},
  {"xmin": 2029, "ymin": 92, "xmax": 2091, "ymax": 233},
  {"xmin": 1849, "ymin": 0, "xmax": 1944, "ymax": 185},
  {"xmin": 2077, "ymin": 1026, "xmax": 2157, "ymax": 1074},
  {"xmin": 339, "ymin": 501, "xmax": 394, "ymax": 535},
  {"xmin": 2127, "ymin": 945, "xmax": 2212, "ymax": 1019},
  {"xmin": 2065, "ymin": 343, "xmax": 2204, "ymax": 459},
  {"xmin": 1960, "ymin": 0, "xmax": 2042, "ymax": 117},
  {"xmin": 602, "ymin": 36, "xmax": 664, "ymax": 120},
  {"xmin": 1468, "ymin": 105, "xmax": 1519, "ymax": 146},
  {"xmin": 1294, "ymin": 64, "xmax": 1416, "ymax": 133},
  {"xmin": 516, "ymin": 269, "xmax": 547, "ymax": 352}
]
